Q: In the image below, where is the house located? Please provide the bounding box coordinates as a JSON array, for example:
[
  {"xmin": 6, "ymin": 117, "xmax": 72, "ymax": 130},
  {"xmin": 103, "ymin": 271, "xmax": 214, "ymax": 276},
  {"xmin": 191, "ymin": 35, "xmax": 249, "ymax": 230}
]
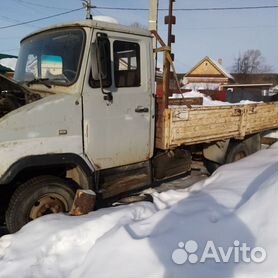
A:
[
  {"xmin": 182, "ymin": 56, "xmax": 235, "ymax": 90},
  {"xmin": 182, "ymin": 57, "xmax": 278, "ymax": 102},
  {"xmin": 181, "ymin": 56, "xmax": 234, "ymax": 101},
  {"xmin": 156, "ymin": 56, "xmax": 278, "ymax": 102}
]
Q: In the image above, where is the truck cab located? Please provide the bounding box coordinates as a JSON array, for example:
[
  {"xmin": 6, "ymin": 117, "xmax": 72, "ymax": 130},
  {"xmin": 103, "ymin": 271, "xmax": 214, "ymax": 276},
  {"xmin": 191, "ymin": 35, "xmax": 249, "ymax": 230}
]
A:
[{"xmin": 0, "ymin": 20, "xmax": 158, "ymax": 233}]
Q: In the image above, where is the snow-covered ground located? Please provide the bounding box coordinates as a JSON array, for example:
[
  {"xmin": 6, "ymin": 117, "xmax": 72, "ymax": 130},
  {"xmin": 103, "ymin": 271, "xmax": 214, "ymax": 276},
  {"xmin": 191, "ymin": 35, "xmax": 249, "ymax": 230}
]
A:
[
  {"xmin": 265, "ymin": 129, "xmax": 278, "ymax": 139},
  {"xmin": 0, "ymin": 143, "xmax": 277, "ymax": 278}
]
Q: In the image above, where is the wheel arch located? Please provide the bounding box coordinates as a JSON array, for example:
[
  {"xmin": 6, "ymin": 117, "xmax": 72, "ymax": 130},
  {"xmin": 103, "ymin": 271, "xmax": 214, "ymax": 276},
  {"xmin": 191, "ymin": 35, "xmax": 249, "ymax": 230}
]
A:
[{"xmin": 0, "ymin": 153, "xmax": 95, "ymax": 190}]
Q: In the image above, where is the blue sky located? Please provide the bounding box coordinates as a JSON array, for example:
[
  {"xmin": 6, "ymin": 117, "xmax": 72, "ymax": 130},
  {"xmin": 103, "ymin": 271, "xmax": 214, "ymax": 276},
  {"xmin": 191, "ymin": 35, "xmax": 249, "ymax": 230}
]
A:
[{"xmin": 0, "ymin": 0, "xmax": 277, "ymax": 73}]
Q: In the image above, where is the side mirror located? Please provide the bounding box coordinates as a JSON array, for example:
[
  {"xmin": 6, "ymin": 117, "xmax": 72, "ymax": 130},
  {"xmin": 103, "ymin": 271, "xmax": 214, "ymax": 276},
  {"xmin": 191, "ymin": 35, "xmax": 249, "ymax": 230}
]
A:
[
  {"xmin": 96, "ymin": 35, "xmax": 109, "ymax": 80},
  {"xmin": 95, "ymin": 33, "xmax": 113, "ymax": 104}
]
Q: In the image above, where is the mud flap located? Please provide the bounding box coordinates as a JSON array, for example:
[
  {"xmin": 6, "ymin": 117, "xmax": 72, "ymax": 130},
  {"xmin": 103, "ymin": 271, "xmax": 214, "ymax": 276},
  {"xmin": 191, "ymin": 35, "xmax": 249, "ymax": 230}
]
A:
[{"xmin": 152, "ymin": 149, "xmax": 191, "ymax": 180}]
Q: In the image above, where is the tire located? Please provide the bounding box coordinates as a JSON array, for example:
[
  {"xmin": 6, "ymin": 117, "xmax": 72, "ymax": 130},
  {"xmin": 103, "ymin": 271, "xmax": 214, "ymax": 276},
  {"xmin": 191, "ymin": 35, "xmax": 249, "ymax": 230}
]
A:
[
  {"xmin": 225, "ymin": 142, "xmax": 249, "ymax": 164},
  {"xmin": 204, "ymin": 159, "xmax": 220, "ymax": 175},
  {"xmin": 6, "ymin": 176, "xmax": 76, "ymax": 233}
]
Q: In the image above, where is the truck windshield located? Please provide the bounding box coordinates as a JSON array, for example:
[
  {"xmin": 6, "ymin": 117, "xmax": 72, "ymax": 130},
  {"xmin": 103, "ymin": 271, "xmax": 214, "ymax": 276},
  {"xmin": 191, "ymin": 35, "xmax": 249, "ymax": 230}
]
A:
[{"xmin": 14, "ymin": 28, "xmax": 85, "ymax": 86}]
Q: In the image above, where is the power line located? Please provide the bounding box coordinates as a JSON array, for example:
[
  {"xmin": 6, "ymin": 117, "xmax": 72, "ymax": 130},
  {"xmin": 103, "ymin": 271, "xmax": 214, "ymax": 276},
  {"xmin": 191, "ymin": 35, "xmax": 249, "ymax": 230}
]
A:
[
  {"xmin": 0, "ymin": 4, "xmax": 276, "ymax": 31},
  {"xmin": 12, "ymin": 0, "xmax": 69, "ymax": 10},
  {"xmin": 0, "ymin": 7, "xmax": 84, "ymax": 30},
  {"xmin": 0, "ymin": 13, "xmax": 41, "ymax": 28},
  {"xmin": 160, "ymin": 24, "xmax": 276, "ymax": 31},
  {"xmin": 95, "ymin": 5, "xmax": 278, "ymax": 11}
]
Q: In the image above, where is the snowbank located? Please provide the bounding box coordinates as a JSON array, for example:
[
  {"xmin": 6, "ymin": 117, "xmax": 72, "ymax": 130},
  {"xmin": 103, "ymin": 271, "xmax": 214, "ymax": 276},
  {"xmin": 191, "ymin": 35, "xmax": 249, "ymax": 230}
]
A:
[{"xmin": 0, "ymin": 144, "xmax": 277, "ymax": 278}]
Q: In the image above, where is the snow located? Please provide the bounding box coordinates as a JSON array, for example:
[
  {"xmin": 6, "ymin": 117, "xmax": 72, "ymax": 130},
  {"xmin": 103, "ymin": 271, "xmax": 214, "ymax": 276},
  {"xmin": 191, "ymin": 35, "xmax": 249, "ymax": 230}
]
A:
[
  {"xmin": 0, "ymin": 58, "xmax": 17, "ymax": 71},
  {"xmin": 182, "ymin": 82, "xmax": 220, "ymax": 91},
  {"xmin": 170, "ymin": 90, "xmax": 233, "ymax": 106},
  {"xmin": 169, "ymin": 90, "xmax": 262, "ymax": 107},
  {"xmin": 264, "ymin": 129, "xmax": 278, "ymax": 139},
  {"xmin": 239, "ymin": 100, "xmax": 262, "ymax": 104},
  {"xmin": 0, "ymin": 143, "xmax": 277, "ymax": 278}
]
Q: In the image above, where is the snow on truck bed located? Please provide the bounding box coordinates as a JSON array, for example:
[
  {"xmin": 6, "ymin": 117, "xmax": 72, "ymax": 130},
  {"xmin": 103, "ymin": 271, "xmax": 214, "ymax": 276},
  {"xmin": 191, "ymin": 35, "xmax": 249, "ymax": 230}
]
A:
[
  {"xmin": 0, "ymin": 144, "xmax": 277, "ymax": 278},
  {"xmin": 169, "ymin": 90, "xmax": 260, "ymax": 107}
]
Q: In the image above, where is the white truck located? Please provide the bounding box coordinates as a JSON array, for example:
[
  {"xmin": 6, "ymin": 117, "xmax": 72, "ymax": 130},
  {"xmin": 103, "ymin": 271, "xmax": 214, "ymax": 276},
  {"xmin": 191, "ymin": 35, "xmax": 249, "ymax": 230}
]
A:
[{"xmin": 0, "ymin": 20, "xmax": 277, "ymax": 233}]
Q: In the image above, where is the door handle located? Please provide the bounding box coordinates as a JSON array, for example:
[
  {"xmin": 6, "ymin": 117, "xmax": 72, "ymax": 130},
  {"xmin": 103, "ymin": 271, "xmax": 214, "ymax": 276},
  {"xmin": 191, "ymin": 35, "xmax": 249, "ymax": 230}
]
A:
[{"xmin": 135, "ymin": 106, "xmax": 149, "ymax": 113}]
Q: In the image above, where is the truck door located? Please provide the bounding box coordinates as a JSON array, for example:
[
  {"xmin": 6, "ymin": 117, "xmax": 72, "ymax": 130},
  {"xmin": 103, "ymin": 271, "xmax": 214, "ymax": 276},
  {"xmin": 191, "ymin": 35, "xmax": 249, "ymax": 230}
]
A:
[{"xmin": 82, "ymin": 30, "xmax": 154, "ymax": 169}]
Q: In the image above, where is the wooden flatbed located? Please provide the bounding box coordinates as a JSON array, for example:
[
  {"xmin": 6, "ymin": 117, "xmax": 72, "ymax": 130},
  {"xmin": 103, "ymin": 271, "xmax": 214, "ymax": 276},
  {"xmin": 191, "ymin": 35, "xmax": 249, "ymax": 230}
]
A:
[{"xmin": 156, "ymin": 101, "xmax": 278, "ymax": 150}]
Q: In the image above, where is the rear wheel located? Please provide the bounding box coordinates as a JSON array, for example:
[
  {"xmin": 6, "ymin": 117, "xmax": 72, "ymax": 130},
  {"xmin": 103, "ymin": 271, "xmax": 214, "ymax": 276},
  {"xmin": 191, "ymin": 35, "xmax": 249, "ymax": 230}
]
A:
[
  {"xmin": 6, "ymin": 176, "xmax": 76, "ymax": 233},
  {"xmin": 204, "ymin": 141, "xmax": 250, "ymax": 174},
  {"xmin": 225, "ymin": 142, "xmax": 249, "ymax": 163}
]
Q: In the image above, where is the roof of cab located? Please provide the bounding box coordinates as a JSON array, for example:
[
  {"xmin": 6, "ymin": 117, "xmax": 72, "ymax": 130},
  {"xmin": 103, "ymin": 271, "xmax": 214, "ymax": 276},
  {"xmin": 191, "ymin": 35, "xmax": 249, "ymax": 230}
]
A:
[{"xmin": 21, "ymin": 19, "xmax": 152, "ymax": 42}]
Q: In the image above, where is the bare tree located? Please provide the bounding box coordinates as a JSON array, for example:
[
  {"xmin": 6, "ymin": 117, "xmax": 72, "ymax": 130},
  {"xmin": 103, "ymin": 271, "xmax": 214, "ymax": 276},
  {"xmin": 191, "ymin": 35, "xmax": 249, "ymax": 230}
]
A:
[{"xmin": 232, "ymin": 49, "xmax": 273, "ymax": 73}]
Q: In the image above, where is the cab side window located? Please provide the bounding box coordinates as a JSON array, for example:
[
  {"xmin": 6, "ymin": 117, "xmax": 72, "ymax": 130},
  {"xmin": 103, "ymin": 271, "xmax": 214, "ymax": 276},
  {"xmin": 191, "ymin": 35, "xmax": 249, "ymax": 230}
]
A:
[{"xmin": 113, "ymin": 41, "xmax": 140, "ymax": 88}]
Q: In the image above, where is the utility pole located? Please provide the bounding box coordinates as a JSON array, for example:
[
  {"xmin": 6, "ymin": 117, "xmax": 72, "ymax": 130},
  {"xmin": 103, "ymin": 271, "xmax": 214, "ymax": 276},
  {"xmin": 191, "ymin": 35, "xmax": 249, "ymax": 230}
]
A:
[
  {"xmin": 162, "ymin": 0, "xmax": 176, "ymax": 109},
  {"xmin": 82, "ymin": 0, "xmax": 93, "ymax": 19},
  {"xmin": 149, "ymin": 0, "xmax": 159, "ymax": 74},
  {"xmin": 149, "ymin": 0, "xmax": 159, "ymax": 49}
]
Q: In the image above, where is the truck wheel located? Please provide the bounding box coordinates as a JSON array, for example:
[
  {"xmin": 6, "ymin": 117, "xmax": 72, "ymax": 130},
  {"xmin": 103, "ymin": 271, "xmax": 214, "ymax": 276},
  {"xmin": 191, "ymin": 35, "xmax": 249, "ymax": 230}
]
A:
[
  {"xmin": 6, "ymin": 176, "xmax": 76, "ymax": 233},
  {"xmin": 225, "ymin": 142, "xmax": 249, "ymax": 164}
]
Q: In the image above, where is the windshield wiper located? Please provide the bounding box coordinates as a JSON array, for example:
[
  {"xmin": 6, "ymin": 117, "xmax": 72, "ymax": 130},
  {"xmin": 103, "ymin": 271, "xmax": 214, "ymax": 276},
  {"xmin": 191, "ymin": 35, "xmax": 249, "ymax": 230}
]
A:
[{"xmin": 26, "ymin": 78, "xmax": 52, "ymax": 88}]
